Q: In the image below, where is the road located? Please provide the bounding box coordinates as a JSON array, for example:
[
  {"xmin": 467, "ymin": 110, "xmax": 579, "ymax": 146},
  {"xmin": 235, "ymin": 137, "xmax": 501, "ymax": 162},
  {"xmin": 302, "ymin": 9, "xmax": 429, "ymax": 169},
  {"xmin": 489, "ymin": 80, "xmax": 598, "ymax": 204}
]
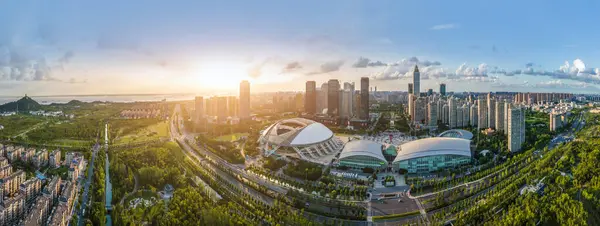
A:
[
  {"xmin": 77, "ymin": 143, "xmax": 100, "ymax": 226},
  {"xmin": 170, "ymin": 104, "xmax": 370, "ymax": 225},
  {"xmin": 169, "ymin": 106, "xmax": 275, "ymax": 205}
]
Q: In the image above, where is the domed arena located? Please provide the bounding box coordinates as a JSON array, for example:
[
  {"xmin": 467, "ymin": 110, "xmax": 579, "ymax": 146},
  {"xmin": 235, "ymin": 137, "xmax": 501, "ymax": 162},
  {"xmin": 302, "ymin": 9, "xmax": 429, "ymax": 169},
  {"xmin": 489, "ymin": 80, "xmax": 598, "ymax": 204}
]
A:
[{"xmin": 259, "ymin": 118, "xmax": 343, "ymax": 165}]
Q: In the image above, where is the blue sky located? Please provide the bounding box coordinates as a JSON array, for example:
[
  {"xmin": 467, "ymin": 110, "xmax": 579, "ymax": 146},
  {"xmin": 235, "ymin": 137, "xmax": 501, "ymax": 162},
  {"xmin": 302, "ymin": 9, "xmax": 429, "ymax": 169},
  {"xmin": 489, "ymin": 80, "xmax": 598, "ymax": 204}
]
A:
[{"xmin": 1, "ymin": 0, "xmax": 600, "ymax": 95}]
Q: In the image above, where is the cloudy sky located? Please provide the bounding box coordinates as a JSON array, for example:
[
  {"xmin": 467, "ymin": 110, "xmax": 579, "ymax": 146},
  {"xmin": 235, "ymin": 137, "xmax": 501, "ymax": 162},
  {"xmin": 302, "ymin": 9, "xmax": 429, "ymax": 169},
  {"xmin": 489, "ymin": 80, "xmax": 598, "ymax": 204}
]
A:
[{"xmin": 2, "ymin": 0, "xmax": 600, "ymax": 95}]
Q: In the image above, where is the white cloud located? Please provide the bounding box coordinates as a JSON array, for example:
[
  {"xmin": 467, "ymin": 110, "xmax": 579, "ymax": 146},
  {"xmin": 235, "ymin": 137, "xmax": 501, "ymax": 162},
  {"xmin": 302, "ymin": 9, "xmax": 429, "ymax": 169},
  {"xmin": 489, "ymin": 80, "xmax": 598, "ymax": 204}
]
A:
[{"xmin": 430, "ymin": 23, "xmax": 459, "ymax": 30}]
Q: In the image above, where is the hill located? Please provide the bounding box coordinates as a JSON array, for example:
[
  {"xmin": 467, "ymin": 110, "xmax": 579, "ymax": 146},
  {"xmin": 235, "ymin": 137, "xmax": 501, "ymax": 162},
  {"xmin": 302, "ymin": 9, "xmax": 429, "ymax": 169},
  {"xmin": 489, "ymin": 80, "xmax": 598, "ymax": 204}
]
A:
[{"xmin": 0, "ymin": 95, "xmax": 43, "ymax": 112}]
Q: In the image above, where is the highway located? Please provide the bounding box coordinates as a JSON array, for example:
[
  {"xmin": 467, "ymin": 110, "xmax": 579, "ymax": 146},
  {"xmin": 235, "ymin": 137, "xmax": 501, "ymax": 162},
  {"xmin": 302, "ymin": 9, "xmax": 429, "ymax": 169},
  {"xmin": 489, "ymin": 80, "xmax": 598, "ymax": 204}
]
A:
[
  {"xmin": 170, "ymin": 105, "xmax": 275, "ymax": 205},
  {"xmin": 170, "ymin": 104, "xmax": 370, "ymax": 225}
]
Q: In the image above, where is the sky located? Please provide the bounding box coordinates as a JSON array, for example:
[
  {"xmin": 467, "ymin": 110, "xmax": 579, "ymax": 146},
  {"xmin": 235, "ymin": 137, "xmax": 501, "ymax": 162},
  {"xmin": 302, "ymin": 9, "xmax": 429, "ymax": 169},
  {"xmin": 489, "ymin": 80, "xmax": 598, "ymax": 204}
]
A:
[{"xmin": 1, "ymin": 0, "xmax": 600, "ymax": 96}]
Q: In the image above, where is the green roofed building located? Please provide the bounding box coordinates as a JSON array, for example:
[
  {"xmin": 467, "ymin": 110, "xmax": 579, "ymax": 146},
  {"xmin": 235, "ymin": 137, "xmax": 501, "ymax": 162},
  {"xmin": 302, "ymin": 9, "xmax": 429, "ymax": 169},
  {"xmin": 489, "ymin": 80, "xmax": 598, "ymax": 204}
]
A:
[{"xmin": 338, "ymin": 140, "xmax": 387, "ymax": 170}]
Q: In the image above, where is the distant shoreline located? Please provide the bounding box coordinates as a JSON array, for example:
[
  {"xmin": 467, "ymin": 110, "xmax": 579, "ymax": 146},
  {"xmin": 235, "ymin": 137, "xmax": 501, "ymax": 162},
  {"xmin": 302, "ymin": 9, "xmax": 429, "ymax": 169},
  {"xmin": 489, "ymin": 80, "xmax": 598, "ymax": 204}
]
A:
[{"xmin": 0, "ymin": 93, "xmax": 195, "ymax": 98}]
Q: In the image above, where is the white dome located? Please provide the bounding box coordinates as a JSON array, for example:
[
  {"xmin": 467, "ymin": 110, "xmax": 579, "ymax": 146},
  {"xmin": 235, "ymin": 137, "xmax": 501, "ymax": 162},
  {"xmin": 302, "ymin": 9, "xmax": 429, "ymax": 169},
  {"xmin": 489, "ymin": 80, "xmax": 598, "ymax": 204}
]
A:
[{"xmin": 261, "ymin": 118, "xmax": 333, "ymax": 147}]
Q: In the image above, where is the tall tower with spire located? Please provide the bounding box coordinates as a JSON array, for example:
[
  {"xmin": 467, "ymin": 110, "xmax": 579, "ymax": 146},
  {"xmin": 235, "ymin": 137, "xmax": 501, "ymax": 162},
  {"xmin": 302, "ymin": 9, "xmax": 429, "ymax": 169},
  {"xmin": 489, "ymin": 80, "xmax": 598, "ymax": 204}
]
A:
[{"xmin": 413, "ymin": 65, "xmax": 420, "ymax": 97}]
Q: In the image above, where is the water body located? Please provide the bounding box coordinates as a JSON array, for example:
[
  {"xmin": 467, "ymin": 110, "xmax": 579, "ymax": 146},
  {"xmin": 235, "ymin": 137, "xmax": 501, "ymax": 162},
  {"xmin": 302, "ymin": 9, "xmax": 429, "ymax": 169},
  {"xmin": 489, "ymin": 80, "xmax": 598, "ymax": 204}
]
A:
[
  {"xmin": 0, "ymin": 93, "xmax": 197, "ymax": 105},
  {"xmin": 105, "ymin": 123, "xmax": 113, "ymax": 226}
]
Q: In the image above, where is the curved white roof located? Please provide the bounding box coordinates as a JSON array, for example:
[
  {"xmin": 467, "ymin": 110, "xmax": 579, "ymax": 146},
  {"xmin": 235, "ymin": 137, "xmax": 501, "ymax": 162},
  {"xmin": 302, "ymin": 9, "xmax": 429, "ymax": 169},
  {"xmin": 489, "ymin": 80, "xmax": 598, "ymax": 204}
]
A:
[
  {"xmin": 339, "ymin": 140, "xmax": 386, "ymax": 162},
  {"xmin": 260, "ymin": 118, "xmax": 334, "ymax": 146},
  {"xmin": 438, "ymin": 129, "xmax": 474, "ymax": 140},
  {"xmin": 393, "ymin": 138, "xmax": 471, "ymax": 163},
  {"xmin": 290, "ymin": 122, "xmax": 334, "ymax": 145}
]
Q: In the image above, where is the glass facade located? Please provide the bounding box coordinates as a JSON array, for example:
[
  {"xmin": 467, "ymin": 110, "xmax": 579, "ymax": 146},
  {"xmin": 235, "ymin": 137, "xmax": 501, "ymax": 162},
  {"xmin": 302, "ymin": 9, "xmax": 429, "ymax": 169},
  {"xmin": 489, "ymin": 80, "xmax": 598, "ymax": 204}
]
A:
[
  {"xmin": 339, "ymin": 155, "xmax": 387, "ymax": 170},
  {"xmin": 395, "ymin": 155, "xmax": 471, "ymax": 173}
]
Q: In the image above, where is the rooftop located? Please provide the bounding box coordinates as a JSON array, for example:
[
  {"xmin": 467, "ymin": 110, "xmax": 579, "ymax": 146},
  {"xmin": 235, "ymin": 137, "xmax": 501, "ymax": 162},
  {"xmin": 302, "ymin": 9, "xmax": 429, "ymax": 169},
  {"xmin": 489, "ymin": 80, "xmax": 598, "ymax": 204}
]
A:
[
  {"xmin": 339, "ymin": 140, "xmax": 386, "ymax": 163},
  {"xmin": 393, "ymin": 137, "xmax": 472, "ymax": 163}
]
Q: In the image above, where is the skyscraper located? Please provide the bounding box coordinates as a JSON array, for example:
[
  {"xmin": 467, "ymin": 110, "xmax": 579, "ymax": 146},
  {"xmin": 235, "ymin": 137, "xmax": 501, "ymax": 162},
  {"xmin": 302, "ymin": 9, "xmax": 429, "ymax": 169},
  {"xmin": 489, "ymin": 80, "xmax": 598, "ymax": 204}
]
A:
[
  {"xmin": 413, "ymin": 65, "xmax": 420, "ymax": 97},
  {"xmin": 239, "ymin": 80, "xmax": 250, "ymax": 119},
  {"xmin": 439, "ymin": 83, "xmax": 446, "ymax": 96},
  {"xmin": 443, "ymin": 104, "xmax": 449, "ymax": 125},
  {"xmin": 194, "ymin": 96, "xmax": 204, "ymax": 123},
  {"xmin": 408, "ymin": 83, "xmax": 414, "ymax": 94},
  {"xmin": 462, "ymin": 104, "xmax": 470, "ymax": 127},
  {"xmin": 327, "ymin": 79, "xmax": 340, "ymax": 116},
  {"xmin": 217, "ymin": 96, "xmax": 228, "ymax": 122},
  {"xmin": 305, "ymin": 81, "xmax": 317, "ymax": 114},
  {"xmin": 508, "ymin": 105, "xmax": 526, "ymax": 152},
  {"xmin": 428, "ymin": 101, "xmax": 437, "ymax": 127},
  {"xmin": 427, "ymin": 89, "xmax": 433, "ymax": 96},
  {"xmin": 449, "ymin": 97, "xmax": 457, "ymax": 128},
  {"xmin": 457, "ymin": 106, "xmax": 464, "ymax": 128},
  {"xmin": 341, "ymin": 82, "xmax": 354, "ymax": 118},
  {"xmin": 408, "ymin": 94, "xmax": 415, "ymax": 122},
  {"xmin": 503, "ymin": 102, "xmax": 510, "ymax": 134},
  {"xmin": 495, "ymin": 100, "xmax": 505, "ymax": 132},
  {"xmin": 318, "ymin": 83, "xmax": 329, "ymax": 114},
  {"xmin": 470, "ymin": 104, "xmax": 478, "ymax": 127},
  {"xmin": 415, "ymin": 97, "xmax": 427, "ymax": 123},
  {"xmin": 487, "ymin": 93, "xmax": 495, "ymax": 129},
  {"xmin": 360, "ymin": 77, "xmax": 369, "ymax": 120},
  {"xmin": 477, "ymin": 97, "xmax": 488, "ymax": 129},
  {"xmin": 227, "ymin": 96, "xmax": 238, "ymax": 117}
]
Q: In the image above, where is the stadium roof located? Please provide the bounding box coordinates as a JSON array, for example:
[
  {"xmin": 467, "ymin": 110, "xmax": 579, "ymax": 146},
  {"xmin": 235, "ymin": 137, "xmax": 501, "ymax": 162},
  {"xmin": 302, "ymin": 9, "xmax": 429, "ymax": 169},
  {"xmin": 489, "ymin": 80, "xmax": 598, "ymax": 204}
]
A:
[
  {"xmin": 339, "ymin": 140, "xmax": 386, "ymax": 162},
  {"xmin": 260, "ymin": 118, "xmax": 333, "ymax": 146},
  {"xmin": 438, "ymin": 129, "xmax": 474, "ymax": 140},
  {"xmin": 393, "ymin": 137, "xmax": 471, "ymax": 163}
]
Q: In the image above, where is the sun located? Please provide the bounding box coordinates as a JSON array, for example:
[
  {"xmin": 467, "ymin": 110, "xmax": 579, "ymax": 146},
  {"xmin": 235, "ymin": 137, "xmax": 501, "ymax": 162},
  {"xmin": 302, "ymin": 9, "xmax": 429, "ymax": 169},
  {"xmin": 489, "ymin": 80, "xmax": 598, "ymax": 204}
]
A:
[{"xmin": 195, "ymin": 61, "xmax": 250, "ymax": 89}]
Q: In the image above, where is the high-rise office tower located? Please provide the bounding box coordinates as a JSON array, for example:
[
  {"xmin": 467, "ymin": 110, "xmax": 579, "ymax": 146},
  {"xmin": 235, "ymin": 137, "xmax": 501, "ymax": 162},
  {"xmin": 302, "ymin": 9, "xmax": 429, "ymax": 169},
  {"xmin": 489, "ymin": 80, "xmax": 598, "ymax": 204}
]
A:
[
  {"xmin": 194, "ymin": 96, "xmax": 204, "ymax": 123},
  {"xmin": 318, "ymin": 83, "xmax": 329, "ymax": 114},
  {"xmin": 327, "ymin": 79, "xmax": 340, "ymax": 116},
  {"xmin": 428, "ymin": 101, "xmax": 437, "ymax": 127},
  {"xmin": 413, "ymin": 65, "xmax": 420, "ymax": 97},
  {"xmin": 449, "ymin": 97, "xmax": 457, "ymax": 128},
  {"xmin": 227, "ymin": 96, "xmax": 238, "ymax": 117},
  {"xmin": 408, "ymin": 83, "xmax": 414, "ymax": 94},
  {"xmin": 239, "ymin": 80, "xmax": 250, "ymax": 119},
  {"xmin": 487, "ymin": 93, "xmax": 495, "ymax": 129},
  {"xmin": 508, "ymin": 104, "xmax": 526, "ymax": 152},
  {"xmin": 439, "ymin": 83, "xmax": 446, "ymax": 96},
  {"xmin": 341, "ymin": 83, "xmax": 354, "ymax": 118},
  {"xmin": 477, "ymin": 97, "xmax": 488, "ymax": 129},
  {"xmin": 360, "ymin": 77, "xmax": 369, "ymax": 120},
  {"xmin": 427, "ymin": 89, "xmax": 433, "ymax": 96},
  {"xmin": 470, "ymin": 104, "xmax": 478, "ymax": 127},
  {"xmin": 495, "ymin": 100, "xmax": 505, "ymax": 132},
  {"xmin": 305, "ymin": 81, "xmax": 317, "ymax": 114}
]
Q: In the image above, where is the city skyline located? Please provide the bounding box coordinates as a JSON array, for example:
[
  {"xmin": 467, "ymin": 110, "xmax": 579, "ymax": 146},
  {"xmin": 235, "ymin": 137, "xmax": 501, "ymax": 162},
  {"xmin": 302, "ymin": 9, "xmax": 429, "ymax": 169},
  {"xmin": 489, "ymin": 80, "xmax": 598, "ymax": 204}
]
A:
[{"xmin": 2, "ymin": 1, "xmax": 600, "ymax": 95}]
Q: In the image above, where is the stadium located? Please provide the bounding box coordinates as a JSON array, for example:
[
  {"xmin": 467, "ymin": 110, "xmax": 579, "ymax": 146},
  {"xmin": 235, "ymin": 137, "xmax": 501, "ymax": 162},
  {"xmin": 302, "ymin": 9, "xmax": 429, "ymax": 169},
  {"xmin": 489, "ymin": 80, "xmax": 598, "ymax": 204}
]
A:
[
  {"xmin": 337, "ymin": 140, "xmax": 387, "ymax": 170},
  {"xmin": 393, "ymin": 137, "xmax": 472, "ymax": 173},
  {"xmin": 438, "ymin": 129, "xmax": 474, "ymax": 140},
  {"xmin": 259, "ymin": 118, "xmax": 343, "ymax": 165}
]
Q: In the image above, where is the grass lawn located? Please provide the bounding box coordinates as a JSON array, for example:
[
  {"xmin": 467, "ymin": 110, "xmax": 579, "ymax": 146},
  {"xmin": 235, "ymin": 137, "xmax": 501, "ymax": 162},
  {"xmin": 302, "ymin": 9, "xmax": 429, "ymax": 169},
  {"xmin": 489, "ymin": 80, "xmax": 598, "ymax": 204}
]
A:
[
  {"xmin": 214, "ymin": 133, "xmax": 249, "ymax": 142},
  {"xmin": 51, "ymin": 139, "xmax": 93, "ymax": 147},
  {"xmin": 0, "ymin": 115, "xmax": 48, "ymax": 138},
  {"xmin": 114, "ymin": 121, "xmax": 169, "ymax": 144}
]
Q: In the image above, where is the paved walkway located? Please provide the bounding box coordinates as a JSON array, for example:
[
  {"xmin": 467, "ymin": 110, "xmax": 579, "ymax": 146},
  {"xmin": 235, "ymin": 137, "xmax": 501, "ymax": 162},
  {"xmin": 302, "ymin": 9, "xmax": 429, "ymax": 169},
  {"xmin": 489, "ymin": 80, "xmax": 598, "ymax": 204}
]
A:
[{"xmin": 119, "ymin": 169, "xmax": 139, "ymax": 205}]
